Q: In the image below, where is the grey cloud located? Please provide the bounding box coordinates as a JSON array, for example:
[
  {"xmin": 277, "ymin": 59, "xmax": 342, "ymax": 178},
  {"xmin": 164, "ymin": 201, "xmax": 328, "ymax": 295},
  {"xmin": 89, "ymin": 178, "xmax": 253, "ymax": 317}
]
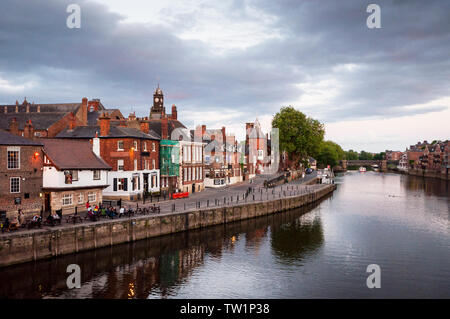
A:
[{"xmin": 0, "ymin": 0, "xmax": 449, "ymax": 128}]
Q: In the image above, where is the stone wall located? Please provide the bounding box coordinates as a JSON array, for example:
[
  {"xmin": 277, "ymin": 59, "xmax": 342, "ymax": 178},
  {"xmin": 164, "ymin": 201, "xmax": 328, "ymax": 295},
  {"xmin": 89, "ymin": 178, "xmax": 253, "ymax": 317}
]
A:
[{"xmin": 0, "ymin": 184, "xmax": 336, "ymax": 268}]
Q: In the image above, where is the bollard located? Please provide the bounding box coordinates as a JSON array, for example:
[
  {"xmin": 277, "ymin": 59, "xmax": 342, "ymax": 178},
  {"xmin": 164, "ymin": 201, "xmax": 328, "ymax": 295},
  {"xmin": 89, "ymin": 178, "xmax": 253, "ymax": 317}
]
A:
[{"xmin": 207, "ymin": 200, "xmax": 209, "ymax": 207}]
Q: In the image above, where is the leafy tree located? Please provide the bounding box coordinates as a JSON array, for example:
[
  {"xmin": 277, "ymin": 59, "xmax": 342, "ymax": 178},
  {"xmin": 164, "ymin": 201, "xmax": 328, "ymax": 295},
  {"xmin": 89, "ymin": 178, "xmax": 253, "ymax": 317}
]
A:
[
  {"xmin": 272, "ymin": 106, "xmax": 324, "ymax": 168},
  {"xmin": 317, "ymin": 140, "xmax": 345, "ymax": 167},
  {"xmin": 359, "ymin": 150, "xmax": 374, "ymax": 160},
  {"xmin": 373, "ymin": 152, "xmax": 385, "ymax": 160},
  {"xmin": 345, "ymin": 149, "xmax": 359, "ymax": 160}
]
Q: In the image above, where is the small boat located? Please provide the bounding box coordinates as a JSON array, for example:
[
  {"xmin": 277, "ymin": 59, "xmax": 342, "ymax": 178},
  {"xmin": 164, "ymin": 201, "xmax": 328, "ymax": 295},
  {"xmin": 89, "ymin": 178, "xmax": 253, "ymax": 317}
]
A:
[{"xmin": 359, "ymin": 166, "xmax": 366, "ymax": 172}]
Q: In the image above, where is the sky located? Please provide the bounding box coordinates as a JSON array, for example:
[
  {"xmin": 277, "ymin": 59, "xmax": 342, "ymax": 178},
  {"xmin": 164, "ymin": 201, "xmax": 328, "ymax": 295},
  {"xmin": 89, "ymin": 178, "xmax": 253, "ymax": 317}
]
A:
[{"xmin": 0, "ymin": 0, "xmax": 449, "ymax": 152}]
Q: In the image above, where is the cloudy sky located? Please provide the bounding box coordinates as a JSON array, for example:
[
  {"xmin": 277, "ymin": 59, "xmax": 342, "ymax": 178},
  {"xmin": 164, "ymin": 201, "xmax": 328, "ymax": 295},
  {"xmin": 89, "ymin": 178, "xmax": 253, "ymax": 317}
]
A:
[{"xmin": 0, "ymin": 0, "xmax": 449, "ymax": 152}]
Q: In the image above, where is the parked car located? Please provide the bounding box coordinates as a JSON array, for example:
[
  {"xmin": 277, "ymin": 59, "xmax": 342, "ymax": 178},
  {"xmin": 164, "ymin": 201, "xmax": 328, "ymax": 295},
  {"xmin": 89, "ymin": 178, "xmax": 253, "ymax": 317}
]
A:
[{"xmin": 306, "ymin": 168, "xmax": 314, "ymax": 174}]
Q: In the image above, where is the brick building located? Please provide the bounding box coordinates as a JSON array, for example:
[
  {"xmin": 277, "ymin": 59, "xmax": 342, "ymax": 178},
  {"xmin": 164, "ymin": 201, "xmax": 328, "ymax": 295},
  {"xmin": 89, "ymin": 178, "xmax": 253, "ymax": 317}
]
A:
[
  {"xmin": 0, "ymin": 97, "xmax": 120, "ymax": 138},
  {"xmin": 0, "ymin": 130, "xmax": 43, "ymax": 218},
  {"xmin": 56, "ymin": 113, "xmax": 161, "ymax": 200}
]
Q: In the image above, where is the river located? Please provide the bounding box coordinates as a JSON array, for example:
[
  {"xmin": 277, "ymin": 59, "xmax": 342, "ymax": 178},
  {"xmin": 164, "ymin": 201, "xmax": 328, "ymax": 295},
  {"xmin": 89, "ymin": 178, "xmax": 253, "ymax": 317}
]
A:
[{"xmin": 0, "ymin": 171, "xmax": 449, "ymax": 298}]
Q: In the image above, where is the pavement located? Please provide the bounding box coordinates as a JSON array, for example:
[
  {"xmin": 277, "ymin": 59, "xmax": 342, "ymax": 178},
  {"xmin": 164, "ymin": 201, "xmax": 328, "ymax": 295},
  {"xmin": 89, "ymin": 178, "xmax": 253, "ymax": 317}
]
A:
[{"xmin": 1, "ymin": 171, "xmax": 321, "ymax": 236}]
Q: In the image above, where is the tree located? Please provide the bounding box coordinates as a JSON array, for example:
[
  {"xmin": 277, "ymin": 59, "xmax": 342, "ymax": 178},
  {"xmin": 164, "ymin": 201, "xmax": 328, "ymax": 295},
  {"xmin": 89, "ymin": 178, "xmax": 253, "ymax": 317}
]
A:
[
  {"xmin": 373, "ymin": 152, "xmax": 385, "ymax": 160},
  {"xmin": 272, "ymin": 106, "xmax": 325, "ymax": 168},
  {"xmin": 317, "ymin": 140, "xmax": 345, "ymax": 167},
  {"xmin": 345, "ymin": 149, "xmax": 359, "ymax": 160},
  {"xmin": 359, "ymin": 150, "xmax": 374, "ymax": 160}
]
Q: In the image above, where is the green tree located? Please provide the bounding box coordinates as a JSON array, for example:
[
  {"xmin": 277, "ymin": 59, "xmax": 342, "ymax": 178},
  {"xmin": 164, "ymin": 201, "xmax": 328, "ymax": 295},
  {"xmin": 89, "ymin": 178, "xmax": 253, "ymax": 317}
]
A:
[
  {"xmin": 373, "ymin": 152, "xmax": 385, "ymax": 160},
  {"xmin": 359, "ymin": 151, "xmax": 374, "ymax": 160},
  {"xmin": 317, "ymin": 140, "xmax": 345, "ymax": 167},
  {"xmin": 272, "ymin": 106, "xmax": 325, "ymax": 168},
  {"xmin": 345, "ymin": 149, "xmax": 359, "ymax": 160}
]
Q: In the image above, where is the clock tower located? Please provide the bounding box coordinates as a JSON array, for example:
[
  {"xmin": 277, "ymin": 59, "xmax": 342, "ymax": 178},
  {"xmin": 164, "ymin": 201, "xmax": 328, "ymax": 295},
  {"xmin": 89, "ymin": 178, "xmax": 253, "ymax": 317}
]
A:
[{"xmin": 150, "ymin": 84, "xmax": 165, "ymax": 119}]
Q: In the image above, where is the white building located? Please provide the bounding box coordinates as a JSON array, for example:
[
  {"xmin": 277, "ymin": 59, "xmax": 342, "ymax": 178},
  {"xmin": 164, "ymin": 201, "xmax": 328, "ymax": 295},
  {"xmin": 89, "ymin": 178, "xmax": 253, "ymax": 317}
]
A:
[{"xmin": 42, "ymin": 139, "xmax": 111, "ymax": 215}]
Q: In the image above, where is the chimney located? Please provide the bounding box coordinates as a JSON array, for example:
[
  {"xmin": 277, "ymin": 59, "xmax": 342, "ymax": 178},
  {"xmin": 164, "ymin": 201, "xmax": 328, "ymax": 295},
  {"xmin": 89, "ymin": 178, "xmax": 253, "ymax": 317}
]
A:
[
  {"xmin": 68, "ymin": 112, "xmax": 77, "ymax": 131},
  {"xmin": 4, "ymin": 106, "xmax": 6, "ymax": 114},
  {"xmin": 37, "ymin": 105, "xmax": 40, "ymax": 113},
  {"xmin": 140, "ymin": 120, "xmax": 149, "ymax": 134},
  {"xmin": 161, "ymin": 117, "xmax": 168, "ymax": 140},
  {"xmin": 15, "ymin": 101, "xmax": 18, "ymax": 113},
  {"xmin": 23, "ymin": 120, "xmax": 34, "ymax": 139},
  {"xmin": 171, "ymin": 104, "xmax": 177, "ymax": 120},
  {"xmin": 88, "ymin": 99, "xmax": 100, "ymax": 112},
  {"xmin": 99, "ymin": 112, "xmax": 111, "ymax": 136},
  {"xmin": 26, "ymin": 104, "xmax": 29, "ymax": 113},
  {"xmin": 81, "ymin": 97, "xmax": 88, "ymax": 125},
  {"xmin": 9, "ymin": 118, "xmax": 19, "ymax": 136},
  {"xmin": 202, "ymin": 125, "xmax": 206, "ymax": 138},
  {"xmin": 93, "ymin": 136, "xmax": 100, "ymax": 157},
  {"xmin": 211, "ymin": 134, "xmax": 215, "ymax": 141}
]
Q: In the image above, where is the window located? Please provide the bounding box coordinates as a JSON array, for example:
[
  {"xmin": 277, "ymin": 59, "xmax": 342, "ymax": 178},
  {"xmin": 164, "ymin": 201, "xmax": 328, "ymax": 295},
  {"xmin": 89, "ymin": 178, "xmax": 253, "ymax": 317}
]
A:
[
  {"xmin": 152, "ymin": 142, "xmax": 156, "ymax": 152},
  {"xmin": 118, "ymin": 159, "xmax": 124, "ymax": 171},
  {"xmin": 152, "ymin": 159, "xmax": 155, "ymax": 170},
  {"xmin": 7, "ymin": 147, "xmax": 20, "ymax": 169},
  {"xmin": 62, "ymin": 194, "xmax": 73, "ymax": 206},
  {"xmin": 145, "ymin": 160, "xmax": 149, "ymax": 170},
  {"xmin": 78, "ymin": 193, "xmax": 84, "ymax": 204},
  {"xmin": 117, "ymin": 140, "xmax": 124, "ymax": 151},
  {"xmin": 184, "ymin": 167, "xmax": 187, "ymax": 182},
  {"xmin": 258, "ymin": 149, "xmax": 264, "ymax": 158},
  {"xmin": 88, "ymin": 192, "xmax": 96, "ymax": 202},
  {"xmin": 133, "ymin": 141, "xmax": 138, "ymax": 151},
  {"xmin": 114, "ymin": 178, "xmax": 127, "ymax": 191},
  {"xmin": 134, "ymin": 159, "xmax": 138, "ymax": 171},
  {"xmin": 10, "ymin": 177, "xmax": 20, "ymax": 193},
  {"xmin": 144, "ymin": 142, "xmax": 147, "ymax": 151},
  {"xmin": 93, "ymin": 170, "xmax": 100, "ymax": 180},
  {"xmin": 34, "ymin": 131, "xmax": 41, "ymax": 137},
  {"xmin": 64, "ymin": 170, "xmax": 78, "ymax": 184}
]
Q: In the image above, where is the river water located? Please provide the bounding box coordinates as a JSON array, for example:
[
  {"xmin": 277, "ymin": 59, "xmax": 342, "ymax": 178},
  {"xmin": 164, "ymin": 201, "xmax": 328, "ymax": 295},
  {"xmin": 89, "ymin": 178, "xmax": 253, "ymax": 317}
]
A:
[{"xmin": 1, "ymin": 172, "xmax": 449, "ymax": 298}]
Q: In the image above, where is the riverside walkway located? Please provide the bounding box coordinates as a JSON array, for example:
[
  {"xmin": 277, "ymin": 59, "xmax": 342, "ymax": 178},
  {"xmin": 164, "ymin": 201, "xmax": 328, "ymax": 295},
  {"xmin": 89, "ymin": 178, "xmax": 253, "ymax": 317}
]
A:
[{"xmin": 0, "ymin": 171, "xmax": 319, "ymax": 236}]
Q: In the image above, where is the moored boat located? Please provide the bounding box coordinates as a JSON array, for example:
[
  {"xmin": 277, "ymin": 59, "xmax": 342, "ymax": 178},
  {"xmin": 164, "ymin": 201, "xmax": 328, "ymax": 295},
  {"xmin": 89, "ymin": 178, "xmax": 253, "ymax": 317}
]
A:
[{"xmin": 359, "ymin": 166, "xmax": 366, "ymax": 172}]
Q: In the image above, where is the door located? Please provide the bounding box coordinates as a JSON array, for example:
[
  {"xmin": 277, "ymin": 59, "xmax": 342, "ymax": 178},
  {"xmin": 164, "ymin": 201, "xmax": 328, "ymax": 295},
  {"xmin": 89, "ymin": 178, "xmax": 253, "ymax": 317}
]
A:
[
  {"xmin": 192, "ymin": 183, "xmax": 196, "ymax": 193},
  {"xmin": 44, "ymin": 193, "xmax": 51, "ymax": 213}
]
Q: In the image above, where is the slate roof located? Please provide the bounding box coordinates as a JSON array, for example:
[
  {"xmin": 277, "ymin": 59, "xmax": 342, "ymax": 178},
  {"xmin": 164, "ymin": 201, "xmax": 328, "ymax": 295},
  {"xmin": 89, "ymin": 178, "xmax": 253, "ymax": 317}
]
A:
[
  {"xmin": 41, "ymin": 139, "xmax": 111, "ymax": 170},
  {"xmin": 148, "ymin": 119, "xmax": 186, "ymax": 139},
  {"xmin": 0, "ymin": 102, "xmax": 81, "ymax": 131},
  {"xmin": 56, "ymin": 125, "xmax": 161, "ymax": 140},
  {"xmin": 0, "ymin": 130, "xmax": 43, "ymax": 146}
]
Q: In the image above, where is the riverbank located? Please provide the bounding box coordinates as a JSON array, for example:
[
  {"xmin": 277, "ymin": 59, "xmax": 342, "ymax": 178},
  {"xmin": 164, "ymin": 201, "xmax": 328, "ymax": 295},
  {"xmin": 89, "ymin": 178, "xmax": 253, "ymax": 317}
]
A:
[{"xmin": 0, "ymin": 183, "xmax": 336, "ymax": 268}]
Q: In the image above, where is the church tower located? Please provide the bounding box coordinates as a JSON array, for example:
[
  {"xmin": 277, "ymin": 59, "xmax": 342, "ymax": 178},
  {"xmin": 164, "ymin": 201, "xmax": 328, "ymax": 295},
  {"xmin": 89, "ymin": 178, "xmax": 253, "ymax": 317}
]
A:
[{"xmin": 150, "ymin": 84, "xmax": 165, "ymax": 119}]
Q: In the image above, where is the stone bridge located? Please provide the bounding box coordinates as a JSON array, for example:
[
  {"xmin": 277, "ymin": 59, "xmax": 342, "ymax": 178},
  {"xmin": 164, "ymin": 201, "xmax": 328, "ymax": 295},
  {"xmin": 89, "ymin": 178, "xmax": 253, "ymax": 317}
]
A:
[{"xmin": 340, "ymin": 160, "xmax": 387, "ymax": 171}]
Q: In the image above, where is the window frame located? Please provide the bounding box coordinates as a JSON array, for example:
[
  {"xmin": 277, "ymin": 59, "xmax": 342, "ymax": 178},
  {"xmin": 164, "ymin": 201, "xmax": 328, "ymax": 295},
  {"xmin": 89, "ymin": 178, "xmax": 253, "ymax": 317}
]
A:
[
  {"xmin": 93, "ymin": 170, "xmax": 100, "ymax": 180},
  {"xmin": 7, "ymin": 147, "xmax": 20, "ymax": 170},
  {"xmin": 62, "ymin": 194, "xmax": 73, "ymax": 206},
  {"xmin": 117, "ymin": 140, "xmax": 124, "ymax": 151},
  {"xmin": 10, "ymin": 177, "xmax": 20, "ymax": 193}
]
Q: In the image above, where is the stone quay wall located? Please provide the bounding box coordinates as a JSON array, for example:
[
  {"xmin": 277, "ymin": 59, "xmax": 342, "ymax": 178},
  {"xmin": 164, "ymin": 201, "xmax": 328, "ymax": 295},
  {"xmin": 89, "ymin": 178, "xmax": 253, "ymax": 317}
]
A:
[{"xmin": 0, "ymin": 184, "xmax": 336, "ymax": 268}]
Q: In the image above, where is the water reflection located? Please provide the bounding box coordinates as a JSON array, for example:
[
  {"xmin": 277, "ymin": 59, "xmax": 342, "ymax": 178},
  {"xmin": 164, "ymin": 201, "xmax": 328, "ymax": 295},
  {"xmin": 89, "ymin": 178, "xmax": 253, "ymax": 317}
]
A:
[
  {"xmin": 0, "ymin": 199, "xmax": 328, "ymax": 299},
  {"xmin": 271, "ymin": 214, "xmax": 324, "ymax": 263}
]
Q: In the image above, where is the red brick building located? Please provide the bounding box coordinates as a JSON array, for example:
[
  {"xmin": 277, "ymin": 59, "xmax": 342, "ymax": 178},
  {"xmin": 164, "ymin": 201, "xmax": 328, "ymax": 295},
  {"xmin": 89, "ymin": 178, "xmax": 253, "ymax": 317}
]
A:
[{"xmin": 0, "ymin": 130, "xmax": 43, "ymax": 219}]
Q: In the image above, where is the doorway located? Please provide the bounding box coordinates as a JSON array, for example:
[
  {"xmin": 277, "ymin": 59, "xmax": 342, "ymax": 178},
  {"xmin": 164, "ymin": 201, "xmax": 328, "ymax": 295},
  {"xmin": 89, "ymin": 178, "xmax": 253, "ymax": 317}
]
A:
[
  {"xmin": 192, "ymin": 183, "xmax": 196, "ymax": 193},
  {"xmin": 44, "ymin": 193, "xmax": 51, "ymax": 213}
]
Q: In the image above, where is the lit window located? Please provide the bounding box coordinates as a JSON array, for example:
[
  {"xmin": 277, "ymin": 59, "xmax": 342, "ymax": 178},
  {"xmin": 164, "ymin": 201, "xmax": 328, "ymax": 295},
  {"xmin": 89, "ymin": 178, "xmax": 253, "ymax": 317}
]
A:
[
  {"xmin": 62, "ymin": 194, "xmax": 73, "ymax": 206},
  {"xmin": 7, "ymin": 147, "xmax": 20, "ymax": 169},
  {"xmin": 10, "ymin": 177, "xmax": 20, "ymax": 193}
]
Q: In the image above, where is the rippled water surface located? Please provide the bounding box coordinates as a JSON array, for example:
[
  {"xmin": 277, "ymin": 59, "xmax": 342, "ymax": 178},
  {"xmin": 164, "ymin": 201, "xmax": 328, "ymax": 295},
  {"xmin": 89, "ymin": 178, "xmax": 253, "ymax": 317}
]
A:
[{"xmin": 1, "ymin": 172, "xmax": 449, "ymax": 298}]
